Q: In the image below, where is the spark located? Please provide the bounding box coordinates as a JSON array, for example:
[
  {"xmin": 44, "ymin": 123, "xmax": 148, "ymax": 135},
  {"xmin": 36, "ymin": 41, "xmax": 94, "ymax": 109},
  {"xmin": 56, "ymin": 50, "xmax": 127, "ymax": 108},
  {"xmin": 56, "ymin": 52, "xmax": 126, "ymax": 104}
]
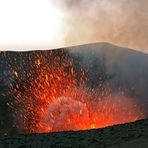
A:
[{"xmin": 3, "ymin": 49, "xmax": 144, "ymax": 133}]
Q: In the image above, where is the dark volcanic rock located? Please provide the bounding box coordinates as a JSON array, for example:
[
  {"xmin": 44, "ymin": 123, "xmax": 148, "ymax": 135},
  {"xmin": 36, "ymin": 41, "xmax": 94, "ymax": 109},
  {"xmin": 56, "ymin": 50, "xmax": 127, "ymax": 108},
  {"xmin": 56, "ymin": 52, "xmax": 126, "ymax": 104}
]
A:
[{"xmin": 0, "ymin": 118, "xmax": 148, "ymax": 148}]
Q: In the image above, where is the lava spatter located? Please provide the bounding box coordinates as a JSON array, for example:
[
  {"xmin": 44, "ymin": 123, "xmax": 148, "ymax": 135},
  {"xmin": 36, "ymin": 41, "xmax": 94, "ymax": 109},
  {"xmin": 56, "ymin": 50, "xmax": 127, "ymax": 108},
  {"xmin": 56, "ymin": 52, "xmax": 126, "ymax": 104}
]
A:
[{"xmin": 4, "ymin": 49, "xmax": 144, "ymax": 133}]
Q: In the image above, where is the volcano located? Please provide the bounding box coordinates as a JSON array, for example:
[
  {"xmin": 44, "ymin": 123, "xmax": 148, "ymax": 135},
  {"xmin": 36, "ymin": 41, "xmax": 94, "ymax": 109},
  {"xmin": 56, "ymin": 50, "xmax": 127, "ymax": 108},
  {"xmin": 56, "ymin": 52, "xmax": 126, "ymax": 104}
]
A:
[{"xmin": 0, "ymin": 42, "xmax": 148, "ymax": 136}]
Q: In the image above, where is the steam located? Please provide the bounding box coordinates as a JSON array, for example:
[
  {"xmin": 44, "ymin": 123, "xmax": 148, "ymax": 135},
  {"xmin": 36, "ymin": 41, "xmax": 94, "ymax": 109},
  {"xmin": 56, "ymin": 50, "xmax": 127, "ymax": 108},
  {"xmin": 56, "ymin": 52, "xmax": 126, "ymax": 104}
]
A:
[{"xmin": 51, "ymin": 0, "xmax": 148, "ymax": 53}]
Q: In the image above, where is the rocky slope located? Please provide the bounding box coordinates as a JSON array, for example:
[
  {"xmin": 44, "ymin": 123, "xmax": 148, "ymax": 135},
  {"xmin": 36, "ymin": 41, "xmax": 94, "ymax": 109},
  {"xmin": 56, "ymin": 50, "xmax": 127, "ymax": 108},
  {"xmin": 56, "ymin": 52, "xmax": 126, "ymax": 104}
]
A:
[{"xmin": 0, "ymin": 118, "xmax": 148, "ymax": 148}]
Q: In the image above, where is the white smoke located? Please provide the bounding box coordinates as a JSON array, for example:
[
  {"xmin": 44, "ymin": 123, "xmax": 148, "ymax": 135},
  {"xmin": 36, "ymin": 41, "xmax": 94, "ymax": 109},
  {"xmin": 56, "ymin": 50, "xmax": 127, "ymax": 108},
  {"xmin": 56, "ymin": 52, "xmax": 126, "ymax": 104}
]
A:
[{"xmin": 51, "ymin": 0, "xmax": 148, "ymax": 53}]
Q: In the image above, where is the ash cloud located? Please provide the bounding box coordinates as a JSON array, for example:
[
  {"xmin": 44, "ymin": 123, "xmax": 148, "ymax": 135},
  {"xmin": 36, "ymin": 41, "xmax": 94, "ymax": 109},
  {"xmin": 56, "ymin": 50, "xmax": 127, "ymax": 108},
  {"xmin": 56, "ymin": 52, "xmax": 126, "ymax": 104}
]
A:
[{"xmin": 51, "ymin": 0, "xmax": 148, "ymax": 52}]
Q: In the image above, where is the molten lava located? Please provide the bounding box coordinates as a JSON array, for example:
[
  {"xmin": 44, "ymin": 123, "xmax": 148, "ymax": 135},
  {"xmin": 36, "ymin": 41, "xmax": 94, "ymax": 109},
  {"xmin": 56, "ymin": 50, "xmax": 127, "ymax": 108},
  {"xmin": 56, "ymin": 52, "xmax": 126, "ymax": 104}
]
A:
[{"xmin": 6, "ymin": 49, "xmax": 144, "ymax": 133}]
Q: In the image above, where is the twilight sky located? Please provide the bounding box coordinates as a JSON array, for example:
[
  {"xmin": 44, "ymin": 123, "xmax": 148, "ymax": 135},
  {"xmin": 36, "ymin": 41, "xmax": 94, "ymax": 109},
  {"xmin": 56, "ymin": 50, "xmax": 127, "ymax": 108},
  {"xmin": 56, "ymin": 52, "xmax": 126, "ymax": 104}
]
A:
[{"xmin": 0, "ymin": 0, "xmax": 148, "ymax": 52}]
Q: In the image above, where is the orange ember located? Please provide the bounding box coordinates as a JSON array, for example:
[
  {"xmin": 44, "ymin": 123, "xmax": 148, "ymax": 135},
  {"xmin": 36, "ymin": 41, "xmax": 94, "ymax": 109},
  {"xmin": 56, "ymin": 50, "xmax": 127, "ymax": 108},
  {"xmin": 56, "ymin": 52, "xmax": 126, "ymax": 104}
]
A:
[{"xmin": 7, "ymin": 49, "xmax": 144, "ymax": 133}]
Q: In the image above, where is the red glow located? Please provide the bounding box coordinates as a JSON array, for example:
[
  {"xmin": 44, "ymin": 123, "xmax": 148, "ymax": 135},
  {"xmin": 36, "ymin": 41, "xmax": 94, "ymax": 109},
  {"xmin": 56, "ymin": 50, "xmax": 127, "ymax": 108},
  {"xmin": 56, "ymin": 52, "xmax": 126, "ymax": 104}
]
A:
[{"xmin": 8, "ymin": 50, "xmax": 144, "ymax": 133}]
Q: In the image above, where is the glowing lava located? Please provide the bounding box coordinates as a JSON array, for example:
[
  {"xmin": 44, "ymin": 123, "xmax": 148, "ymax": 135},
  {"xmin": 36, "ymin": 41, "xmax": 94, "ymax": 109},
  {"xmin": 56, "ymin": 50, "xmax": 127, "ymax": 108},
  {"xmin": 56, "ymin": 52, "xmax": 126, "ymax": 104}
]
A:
[{"xmin": 5, "ymin": 49, "xmax": 144, "ymax": 133}]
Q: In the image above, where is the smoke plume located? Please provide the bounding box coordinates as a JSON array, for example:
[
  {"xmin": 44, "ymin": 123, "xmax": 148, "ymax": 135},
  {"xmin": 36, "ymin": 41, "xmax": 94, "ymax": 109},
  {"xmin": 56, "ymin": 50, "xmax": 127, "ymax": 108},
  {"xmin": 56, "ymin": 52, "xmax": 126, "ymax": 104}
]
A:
[{"xmin": 51, "ymin": 0, "xmax": 148, "ymax": 53}]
